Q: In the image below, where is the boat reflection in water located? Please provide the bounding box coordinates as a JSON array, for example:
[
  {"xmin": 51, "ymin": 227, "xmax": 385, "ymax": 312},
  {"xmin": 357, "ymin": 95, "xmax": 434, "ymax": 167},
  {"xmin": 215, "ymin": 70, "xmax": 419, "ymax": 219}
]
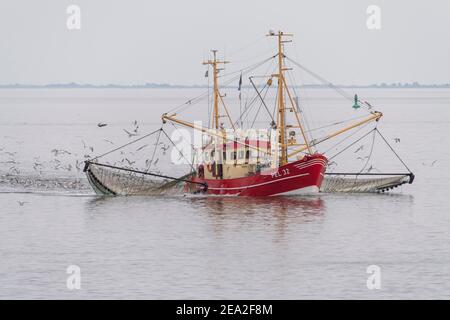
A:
[
  {"xmin": 85, "ymin": 194, "xmax": 325, "ymax": 238},
  {"xmin": 187, "ymin": 195, "xmax": 325, "ymax": 239}
]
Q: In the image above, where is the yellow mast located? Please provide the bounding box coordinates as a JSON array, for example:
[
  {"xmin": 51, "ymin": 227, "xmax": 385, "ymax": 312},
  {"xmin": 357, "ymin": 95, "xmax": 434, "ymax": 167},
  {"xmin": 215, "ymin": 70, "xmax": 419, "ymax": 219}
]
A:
[
  {"xmin": 162, "ymin": 33, "xmax": 383, "ymax": 167},
  {"xmin": 267, "ymin": 31, "xmax": 295, "ymax": 166},
  {"xmin": 203, "ymin": 50, "xmax": 228, "ymax": 130}
]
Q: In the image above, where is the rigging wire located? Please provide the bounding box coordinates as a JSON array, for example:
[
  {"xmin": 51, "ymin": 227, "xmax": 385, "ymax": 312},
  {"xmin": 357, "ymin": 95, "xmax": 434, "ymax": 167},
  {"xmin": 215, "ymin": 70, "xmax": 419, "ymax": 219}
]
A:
[
  {"xmin": 358, "ymin": 126, "xmax": 377, "ymax": 174},
  {"xmin": 325, "ymin": 122, "xmax": 373, "ymax": 159},
  {"xmin": 283, "ymin": 59, "xmax": 314, "ymax": 142},
  {"xmin": 146, "ymin": 129, "xmax": 162, "ymax": 172},
  {"xmin": 235, "ymin": 58, "xmax": 276, "ymax": 127},
  {"xmin": 305, "ymin": 114, "xmax": 372, "ymax": 134},
  {"xmin": 168, "ymin": 55, "xmax": 276, "ymax": 116},
  {"xmin": 89, "ymin": 128, "xmax": 163, "ymax": 161},
  {"xmin": 250, "ymin": 83, "xmax": 272, "ymax": 128},
  {"xmin": 165, "ymin": 122, "xmax": 197, "ymax": 172},
  {"xmin": 326, "ymin": 125, "xmax": 412, "ymax": 175},
  {"xmin": 285, "ymin": 56, "xmax": 374, "ymax": 113},
  {"xmin": 375, "ymin": 128, "xmax": 413, "ymax": 173}
]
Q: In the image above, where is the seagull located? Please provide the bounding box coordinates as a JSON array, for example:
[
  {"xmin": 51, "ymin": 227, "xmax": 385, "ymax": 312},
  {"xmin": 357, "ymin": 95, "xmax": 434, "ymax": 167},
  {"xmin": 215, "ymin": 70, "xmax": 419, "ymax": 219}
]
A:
[
  {"xmin": 394, "ymin": 138, "xmax": 401, "ymax": 143},
  {"xmin": 354, "ymin": 145, "xmax": 364, "ymax": 153},
  {"xmin": 17, "ymin": 201, "xmax": 28, "ymax": 206},
  {"xmin": 4, "ymin": 151, "xmax": 16, "ymax": 157},
  {"xmin": 136, "ymin": 144, "xmax": 148, "ymax": 152},
  {"xmin": 363, "ymin": 100, "xmax": 374, "ymax": 109},
  {"xmin": 9, "ymin": 167, "xmax": 20, "ymax": 174},
  {"xmin": 124, "ymin": 158, "xmax": 135, "ymax": 166},
  {"xmin": 81, "ymin": 140, "xmax": 94, "ymax": 152},
  {"xmin": 33, "ymin": 162, "xmax": 43, "ymax": 171},
  {"xmin": 51, "ymin": 149, "xmax": 71, "ymax": 156},
  {"xmin": 422, "ymin": 160, "xmax": 438, "ymax": 167},
  {"xmin": 97, "ymin": 123, "xmax": 108, "ymax": 127},
  {"xmin": 153, "ymin": 158, "xmax": 159, "ymax": 166},
  {"xmin": 123, "ymin": 129, "xmax": 139, "ymax": 138},
  {"xmin": 103, "ymin": 139, "xmax": 114, "ymax": 145},
  {"xmin": 0, "ymin": 160, "xmax": 17, "ymax": 164},
  {"xmin": 75, "ymin": 160, "xmax": 82, "ymax": 171}
]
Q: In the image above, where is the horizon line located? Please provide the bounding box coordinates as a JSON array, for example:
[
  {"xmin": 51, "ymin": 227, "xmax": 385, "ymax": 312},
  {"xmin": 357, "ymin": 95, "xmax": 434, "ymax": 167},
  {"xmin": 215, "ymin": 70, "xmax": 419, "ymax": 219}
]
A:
[{"xmin": 1, "ymin": 82, "xmax": 450, "ymax": 89}]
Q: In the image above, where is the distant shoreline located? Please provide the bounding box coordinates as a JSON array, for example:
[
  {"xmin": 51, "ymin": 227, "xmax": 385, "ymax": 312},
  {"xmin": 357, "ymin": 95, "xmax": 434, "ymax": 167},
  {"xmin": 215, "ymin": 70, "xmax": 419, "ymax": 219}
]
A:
[{"xmin": 1, "ymin": 83, "xmax": 450, "ymax": 89}]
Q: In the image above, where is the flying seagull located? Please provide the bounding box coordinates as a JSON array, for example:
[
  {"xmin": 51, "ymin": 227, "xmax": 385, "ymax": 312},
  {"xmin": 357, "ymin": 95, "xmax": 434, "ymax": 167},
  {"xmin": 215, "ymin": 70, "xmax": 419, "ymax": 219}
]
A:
[
  {"xmin": 123, "ymin": 129, "xmax": 139, "ymax": 138},
  {"xmin": 354, "ymin": 145, "xmax": 364, "ymax": 153},
  {"xmin": 136, "ymin": 144, "xmax": 148, "ymax": 152},
  {"xmin": 103, "ymin": 139, "xmax": 114, "ymax": 145},
  {"xmin": 51, "ymin": 149, "xmax": 72, "ymax": 156}
]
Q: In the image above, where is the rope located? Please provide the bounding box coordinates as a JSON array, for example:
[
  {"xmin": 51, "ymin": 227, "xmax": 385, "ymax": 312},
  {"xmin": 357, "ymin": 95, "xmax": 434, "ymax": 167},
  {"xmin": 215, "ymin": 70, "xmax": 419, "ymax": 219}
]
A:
[
  {"xmin": 147, "ymin": 129, "xmax": 162, "ymax": 172},
  {"xmin": 130, "ymin": 128, "xmax": 164, "ymax": 194},
  {"xmin": 375, "ymin": 128, "xmax": 413, "ymax": 173},
  {"xmin": 306, "ymin": 114, "xmax": 370, "ymax": 134},
  {"xmin": 249, "ymin": 76, "xmax": 275, "ymax": 123},
  {"xmin": 163, "ymin": 125, "xmax": 196, "ymax": 172},
  {"xmin": 236, "ymin": 59, "xmax": 276, "ymax": 127},
  {"xmin": 328, "ymin": 126, "xmax": 375, "ymax": 160},
  {"xmin": 358, "ymin": 126, "xmax": 377, "ymax": 174},
  {"xmin": 166, "ymin": 55, "xmax": 276, "ymax": 116},
  {"xmin": 90, "ymin": 128, "xmax": 162, "ymax": 161},
  {"xmin": 250, "ymin": 82, "xmax": 272, "ymax": 128},
  {"xmin": 285, "ymin": 56, "xmax": 373, "ymax": 113}
]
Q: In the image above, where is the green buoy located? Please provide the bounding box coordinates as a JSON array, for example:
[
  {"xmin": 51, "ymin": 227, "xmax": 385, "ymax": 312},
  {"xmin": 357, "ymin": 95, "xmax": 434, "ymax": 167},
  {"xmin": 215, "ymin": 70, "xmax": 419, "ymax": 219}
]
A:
[{"xmin": 352, "ymin": 94, "xmax": 361, "ymax": 109}]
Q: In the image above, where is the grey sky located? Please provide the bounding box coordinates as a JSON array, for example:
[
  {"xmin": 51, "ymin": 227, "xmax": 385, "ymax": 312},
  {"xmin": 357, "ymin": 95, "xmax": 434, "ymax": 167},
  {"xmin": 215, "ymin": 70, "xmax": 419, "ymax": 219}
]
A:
[{"xmin": 1, "ymin": 0, "xmax": 449, "ymax": 85}]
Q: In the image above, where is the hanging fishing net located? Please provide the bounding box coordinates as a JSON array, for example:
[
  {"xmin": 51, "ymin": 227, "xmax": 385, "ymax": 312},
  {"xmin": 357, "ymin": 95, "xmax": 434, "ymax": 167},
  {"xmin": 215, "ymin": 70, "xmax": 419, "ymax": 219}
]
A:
[
  {"xmin": 318, "ymin": 126, "xmax": 414, "ymax": 193},
  {"xmin": 321, "ymin": 173, "xmax": 414, "ymax": 193},
  {"xmin": 84, "ymin": 127, "xmax": 206, "ymax": 196}
]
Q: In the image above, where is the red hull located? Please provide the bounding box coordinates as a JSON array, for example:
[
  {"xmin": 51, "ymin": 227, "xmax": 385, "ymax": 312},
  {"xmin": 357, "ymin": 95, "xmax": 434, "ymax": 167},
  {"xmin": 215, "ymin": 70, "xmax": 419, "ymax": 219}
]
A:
[{"xmin": 190, "ymin": 154, "xmax": 327, "ymax": 196}]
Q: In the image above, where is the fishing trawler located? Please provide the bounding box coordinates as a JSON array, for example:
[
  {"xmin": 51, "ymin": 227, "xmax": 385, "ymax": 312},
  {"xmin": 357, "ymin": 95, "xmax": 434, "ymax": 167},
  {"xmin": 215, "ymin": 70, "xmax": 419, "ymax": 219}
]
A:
[{"xmin": 84, "ymin": 31, "xmax": 414, "ymax": 196}]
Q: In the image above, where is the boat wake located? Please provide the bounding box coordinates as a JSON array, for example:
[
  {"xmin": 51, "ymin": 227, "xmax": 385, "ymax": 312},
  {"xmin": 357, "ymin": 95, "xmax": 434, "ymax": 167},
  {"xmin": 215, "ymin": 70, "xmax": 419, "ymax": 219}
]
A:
[{"xmin": 0, "ymin": 173, "xmax": 92, "ymax": 195}]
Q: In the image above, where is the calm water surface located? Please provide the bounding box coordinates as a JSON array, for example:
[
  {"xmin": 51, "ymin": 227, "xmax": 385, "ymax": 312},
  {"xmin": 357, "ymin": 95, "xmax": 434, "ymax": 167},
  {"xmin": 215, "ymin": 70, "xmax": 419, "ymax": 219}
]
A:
[{"xmin": 0, "ymin": 88, "xmax": 449, "ymax": 299}]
